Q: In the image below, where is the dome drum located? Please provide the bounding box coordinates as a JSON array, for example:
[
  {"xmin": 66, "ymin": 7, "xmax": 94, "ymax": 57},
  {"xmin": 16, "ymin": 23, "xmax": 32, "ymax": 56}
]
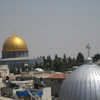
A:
[{"xmin": 2, "ymin": 51, "xmax": 28, "ymax": 58}]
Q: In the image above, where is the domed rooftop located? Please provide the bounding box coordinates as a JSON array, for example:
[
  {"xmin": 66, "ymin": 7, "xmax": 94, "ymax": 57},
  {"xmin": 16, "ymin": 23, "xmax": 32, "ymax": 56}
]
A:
[
  {"xmin": 3, "ymin": 34, "xmax": 28, "ymax": 51},
  {"xmin": 34, "ymin": 68, "xmax": 44, "ymax": 72},
  {"xmin": 59, "ymin": 63, "xmax": 100, "ymax": 100}
]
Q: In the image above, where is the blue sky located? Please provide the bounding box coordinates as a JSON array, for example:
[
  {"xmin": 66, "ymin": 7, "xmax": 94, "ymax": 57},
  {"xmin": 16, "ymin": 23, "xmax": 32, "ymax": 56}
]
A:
[{"xmin": 0, "ymin": 0, "xmax": 100, "ymax": 58}]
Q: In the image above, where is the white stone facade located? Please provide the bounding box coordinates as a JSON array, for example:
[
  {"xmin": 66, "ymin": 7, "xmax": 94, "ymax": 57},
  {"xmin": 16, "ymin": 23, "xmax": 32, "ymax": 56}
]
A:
[
  {"xmin": 0, "ymin": 65, "xmax": 9, "ymax": 77},
  {"xmin": 42, "ymin": 87, "xmax": 51, "ymax": 100}
]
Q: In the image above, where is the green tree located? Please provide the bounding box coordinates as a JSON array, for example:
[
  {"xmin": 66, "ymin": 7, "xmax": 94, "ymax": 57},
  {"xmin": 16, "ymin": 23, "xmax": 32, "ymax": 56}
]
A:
[
  {"xmin": 93, "ymin": 54, "xmax": 100, "ymax": 62},
  {"xmin": 53, "ymin": 55, "xmax": 66, "ymax": 72},
  {"xmin": 47, "ymin": 56, "xmax": 53, "ymax": 70},
  {"xmin": 55, "ymin": 54, "xmax": 58, "ymax": 59},
  {"xmin": 67, "ymin": 56, "xmax": 73, "ymax": 68},
  {"xmin": 71, "ymin": 58, "xmax": 77, "ymax": 66},
  {"xmin": 63, "ymin": 54, "xmax": 67, "ymax": 64},
  {"xmin": 76, "ymin": 52, "xmax": 84, "ymax": 66}
]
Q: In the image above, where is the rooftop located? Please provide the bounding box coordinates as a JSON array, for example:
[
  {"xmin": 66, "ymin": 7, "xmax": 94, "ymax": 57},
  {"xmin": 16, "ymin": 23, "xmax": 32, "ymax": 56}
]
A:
[{"xmin": 47, "ymin": 73, "xmax": 67, "ymax": 79}]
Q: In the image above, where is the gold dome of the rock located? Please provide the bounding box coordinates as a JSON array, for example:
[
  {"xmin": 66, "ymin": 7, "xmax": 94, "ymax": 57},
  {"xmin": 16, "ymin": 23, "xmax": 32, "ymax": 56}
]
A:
[{"xmin": 3, "ymin": 35, "xmax": 28, "ymax": 51}]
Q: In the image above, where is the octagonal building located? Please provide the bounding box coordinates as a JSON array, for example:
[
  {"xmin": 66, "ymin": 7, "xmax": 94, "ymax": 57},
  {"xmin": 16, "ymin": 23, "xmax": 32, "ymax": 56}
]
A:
[
  {"xmin": 2, "ymin": 34, "xmax": 28, "ymax": 58},
  {"xmin": 0, "ymin": 34, "xmax": 43, "ymax": 69}
]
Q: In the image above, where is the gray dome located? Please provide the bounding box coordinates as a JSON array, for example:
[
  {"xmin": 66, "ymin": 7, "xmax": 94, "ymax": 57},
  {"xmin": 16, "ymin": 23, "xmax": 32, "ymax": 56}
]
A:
[{"xmin": 59, "ymin": 64, "xmax": 100, "ymax": 100}]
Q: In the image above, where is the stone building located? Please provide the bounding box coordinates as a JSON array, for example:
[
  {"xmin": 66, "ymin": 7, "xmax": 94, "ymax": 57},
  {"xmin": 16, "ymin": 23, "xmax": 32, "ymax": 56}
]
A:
[
  {"xmin": 0, "ymin": 34, "xmax": 43, "ymax": 69},
  {"xmin": 59, "ymin": 58, "xmax": 100, "ymax": 100}
]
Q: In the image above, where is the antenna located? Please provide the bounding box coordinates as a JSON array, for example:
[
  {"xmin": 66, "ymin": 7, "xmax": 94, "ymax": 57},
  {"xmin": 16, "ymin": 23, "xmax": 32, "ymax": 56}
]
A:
[{"xmin": 86, "ymin": 43, "xmax": 91, "ymax": 57}]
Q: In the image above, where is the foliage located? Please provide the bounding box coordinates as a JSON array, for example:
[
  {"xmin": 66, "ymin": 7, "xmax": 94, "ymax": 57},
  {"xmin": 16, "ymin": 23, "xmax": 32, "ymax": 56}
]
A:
[
  {"xmin": 26, "ymin": 53, "xmax": 85, "ymax": 72},
  {"xmin": 10, "ymin": 52, "xmax": 100, "ymax": 73},
  {"xmin": 93, "ymin": 53, "xmax": 100, "ymax": 62},
  {"xmin": 35, "ymin": 54, "xmax": 76, "ymax": 72},
  {"xmin": 76, "ymin": 52, "xmax": 84, "ymax": 66},
  {"xmin": 53, "ymin": 56, "xmax": 66, "ymax": 72}
]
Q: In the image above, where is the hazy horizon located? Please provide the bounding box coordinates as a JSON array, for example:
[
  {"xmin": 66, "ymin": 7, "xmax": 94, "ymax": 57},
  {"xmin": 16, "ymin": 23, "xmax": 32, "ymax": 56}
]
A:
[{"xmin": 0, "ymin": 0, "xmax": 100, "ymax": 58}]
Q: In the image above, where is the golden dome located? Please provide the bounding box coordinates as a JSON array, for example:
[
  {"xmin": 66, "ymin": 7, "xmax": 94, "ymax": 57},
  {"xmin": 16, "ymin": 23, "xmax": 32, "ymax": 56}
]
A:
[{"xmin": 3, "ymin": 35, "xmax": 28, "ymax": 51}]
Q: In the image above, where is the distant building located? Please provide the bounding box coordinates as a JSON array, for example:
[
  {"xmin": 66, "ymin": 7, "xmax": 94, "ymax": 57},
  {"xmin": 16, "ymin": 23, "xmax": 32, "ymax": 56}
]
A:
[
  {"xmin": 0, "ymin": 97, "xmax": 15, "ymax": 100},
  {"xmin": 0, "ymin": 65, "xmax": 9, "ymax": 78},
  {"xmin": 0, "ymin": 34, "xmax": 43, "ymax": 69},
  {"xmin": 47, "ymin": 73, "xmax": 67, "ymax": 79},
  {"xmin": 0, "ymin": 65, "xmax": 9, "ymax": 89},
  {"xmin": 59, "ymin": 58, "xmax": 100, "ymax": 100},
  {"xmin": 95, "ymin": 59, "xmax": 100, "ymax": 65},
  {"xmin": 15, "ymin": 71, "xmax": 67, "ymax": 97},
  {"xmin": 45, "ymin": 73, "xmax": 67, "ymax": 97},
  {"xmin": 72, "ymin": 66, "xmax": 79, "ymax": 70},
  {"xmin": 16, "ymin": 87, "xmax": 51, "ymax": 100}
]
